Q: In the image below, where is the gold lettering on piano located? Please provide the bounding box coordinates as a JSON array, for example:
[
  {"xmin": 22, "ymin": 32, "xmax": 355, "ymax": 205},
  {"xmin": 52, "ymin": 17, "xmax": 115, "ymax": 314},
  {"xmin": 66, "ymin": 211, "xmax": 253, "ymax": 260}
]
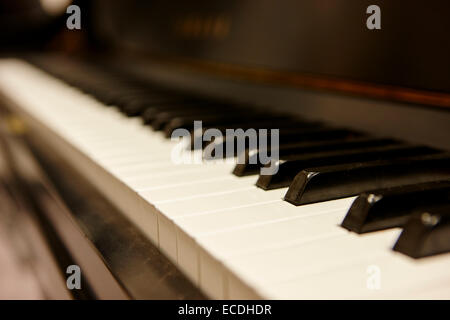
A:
[{"xmin": 174, "ymin": 15, "xmax": 230, "ymax": 39}]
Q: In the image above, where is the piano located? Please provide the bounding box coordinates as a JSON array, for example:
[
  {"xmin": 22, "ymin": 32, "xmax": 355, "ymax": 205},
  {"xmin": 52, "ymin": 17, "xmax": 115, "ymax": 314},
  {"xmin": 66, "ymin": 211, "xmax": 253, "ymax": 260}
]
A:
[{"xmin": 0, "ymin": 0, "xmax": 449, "ymax": 299}]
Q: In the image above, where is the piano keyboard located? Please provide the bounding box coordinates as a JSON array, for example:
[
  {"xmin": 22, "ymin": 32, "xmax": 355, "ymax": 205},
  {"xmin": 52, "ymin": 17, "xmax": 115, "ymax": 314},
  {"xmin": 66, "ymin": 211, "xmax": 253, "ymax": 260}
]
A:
[{"xmin": 0, "ymin": 58, "xmax": 449, "ymax": 299}]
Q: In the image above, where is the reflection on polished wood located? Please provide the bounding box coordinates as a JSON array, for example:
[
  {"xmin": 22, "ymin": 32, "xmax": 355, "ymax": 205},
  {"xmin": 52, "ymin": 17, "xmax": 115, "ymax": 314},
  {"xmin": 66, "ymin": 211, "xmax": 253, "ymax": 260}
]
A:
[{"xmin": 147, "ymin": 55, "xmax": 450, "ymax": 109}]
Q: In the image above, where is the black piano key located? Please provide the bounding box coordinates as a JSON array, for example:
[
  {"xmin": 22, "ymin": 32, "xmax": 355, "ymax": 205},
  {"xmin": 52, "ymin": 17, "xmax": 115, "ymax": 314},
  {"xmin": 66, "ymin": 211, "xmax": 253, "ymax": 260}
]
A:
[
  {"xmin": 107, "ymin": 90, "xmax": 160, "ymax": 104},
  {"xmin": 284, "ymin": 153, "xmax": 450, "ymax": 206},
  {"xmin": 141, "ymin": 102, "xmax": 214, "ymax": 124},
  {"xmin": 200, "ymin": 121, "xmax": 328, "ymax": 154},
  {"xmin": 121, "ymin": 96, "xmax": 194, "ymax": 116},
  {"xmin": 37, "ymin": 58, "xmax": 188, "ymax": 113},
  {"xmin": 341, "ymin": 180, "xmax": 450, "ymax": 233},
  {"xmin": 257, "ymin": 144, "xmax": 438, "ymax": 190},
  {"xmin": 190, "ymin": 120, "xmax": 324, "ymax": 150},
  {"xmin": 150, "ymin": 106, "xmax": 242, "ymax": 130},
  {"xmin": 233, "ymin": 137, "xmax": 399, "ymax": 176},
  {"xmin": 163, "ymin": 113, "xmax": 292, "ymax": 138},
  {"xmin": 393, "ymin": 205, "xmax": 450, "ymax": 259}
]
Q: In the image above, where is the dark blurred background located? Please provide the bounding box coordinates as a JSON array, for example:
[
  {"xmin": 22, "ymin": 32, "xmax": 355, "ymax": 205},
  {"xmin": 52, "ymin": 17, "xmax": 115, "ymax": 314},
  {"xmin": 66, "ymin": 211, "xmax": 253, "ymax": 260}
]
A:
[
  {"xmin": 2, "ymin": 0, "xmax": 450, "ymax": 94},
  {"xmin": 0, "ymin": 0, "xmax": 91, "ymax": 54}
]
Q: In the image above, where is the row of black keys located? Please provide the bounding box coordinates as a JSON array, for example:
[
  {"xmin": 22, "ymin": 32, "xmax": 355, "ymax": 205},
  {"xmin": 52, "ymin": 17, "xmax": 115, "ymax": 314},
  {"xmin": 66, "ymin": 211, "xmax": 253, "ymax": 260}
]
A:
[{"xmin": 29, "ymin": 55, "xmax": 450, "ymax": 259}]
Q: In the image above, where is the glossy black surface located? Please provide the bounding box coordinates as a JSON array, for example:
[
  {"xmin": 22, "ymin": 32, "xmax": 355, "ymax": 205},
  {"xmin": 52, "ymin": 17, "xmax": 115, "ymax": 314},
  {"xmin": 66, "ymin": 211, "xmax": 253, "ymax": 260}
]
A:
[
  {"xmin": 341, "ymin": 180, "xmax": 450, "ymax": 233},
  {"xmin": 188, "ymin": 119, "xmax": 318, "ymax": 152},
  {"xmin": 257, "ymin": 144, "xmax": 440, "ymax": 190},
  {"xmin": 92, "ymin": 0, "xmax": 450, "ymax": 94},
  {"xmin": 162, "ymin": 112, "xmax": 290, "ymax": 137},
  {"xmin": 393, "ymin": 205, "xmax": 450, "ymax": 259},
  {"xmin": 149, "ymin": 106, "xmax": 239, "ymax": 130},
  {"xmin": 233, "ymin": 137, "xmax": 399, "ymax": 176},
  {"xmin": 142, "ymin": 102, "xmax": 214, "ymax": 124},
  {"xmin": 284, "ymin": 153, "xmax": 450, "ymax": 206}
]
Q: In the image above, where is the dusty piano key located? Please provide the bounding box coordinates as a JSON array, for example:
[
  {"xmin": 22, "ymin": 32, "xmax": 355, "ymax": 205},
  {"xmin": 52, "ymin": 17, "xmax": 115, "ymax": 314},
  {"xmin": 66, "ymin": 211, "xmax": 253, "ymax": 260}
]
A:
[
  {"xmin": 341, "ymin": 180, "xmax": 450, "ymax": 233},
  {"xmin": 284, "ymin": 153, "xmax": 450, "ymax": 206},
  {"xmin": 257, "ymin": 144, "xmax": 439, "ymax": 190},
  {"xmin": 393, "ymin": 205, "xmax": 450, "ymax": 258},
  {"xmin": 233, "ymin": 137, "xmax": 399, "ymax": 176}
]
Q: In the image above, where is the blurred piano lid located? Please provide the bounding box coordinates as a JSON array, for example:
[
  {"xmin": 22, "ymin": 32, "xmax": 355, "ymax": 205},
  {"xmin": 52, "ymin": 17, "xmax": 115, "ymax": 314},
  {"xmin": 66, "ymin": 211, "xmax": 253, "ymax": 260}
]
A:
[{"xmin": 78, "ymin": 0, "xmax": 450, "ymax": 149}]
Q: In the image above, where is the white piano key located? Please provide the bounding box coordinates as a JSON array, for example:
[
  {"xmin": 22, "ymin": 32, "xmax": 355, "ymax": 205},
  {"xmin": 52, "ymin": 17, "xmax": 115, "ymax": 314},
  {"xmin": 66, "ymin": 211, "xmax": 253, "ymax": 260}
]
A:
[
  {"xmin": 223, "ymin": 230, "xmax": 402, "ymax": 296},
  {"xmin": 111, "ymin": 159, "xmax": 233, "ymax": 177},
  {"xmin": 157, "ymin": 187, "xmax": 285, "ymax": 218},
  {"xmin": 263, "ymin": 251, "xmax": 450, "ymax": 299},
  {"xmin": 141, "ymin": 176, "xmax": 257, "ymax": 203},
  {"xmin": 125, "ymin": 164, "xmax": 236, "ymax": 190},
  {"xmin": 175, "ymin": 197, "xmax": 354, "ymax": 296}
]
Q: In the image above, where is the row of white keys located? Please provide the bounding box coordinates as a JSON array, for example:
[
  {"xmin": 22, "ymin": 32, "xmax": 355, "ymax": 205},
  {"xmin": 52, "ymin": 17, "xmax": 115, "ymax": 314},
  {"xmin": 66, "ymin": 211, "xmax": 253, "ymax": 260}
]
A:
[
  {"xmin": 0, "ymin": 60, "xmax": 294, "ymax": 292},
  {"xmin": 264, "ymin": 249, "xmax": 450, "ymax": 299},
  {"xmin": 1, "ymin": 59, "xmax": 448, "ymax": 300},
  {"xmin": 169, "ymin": 195, "xmax": 354, "ymax": 297},
  {"xmin": 196, "ymin": 208, "xmax": 450, "ymax": 299},
  {"xmin": 1, "ymin": 60, "xmax": 313, "ymax": 297},
  {"xmin": 0, "ymin": 60, "xmax": 170, "ymax": 243}
]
